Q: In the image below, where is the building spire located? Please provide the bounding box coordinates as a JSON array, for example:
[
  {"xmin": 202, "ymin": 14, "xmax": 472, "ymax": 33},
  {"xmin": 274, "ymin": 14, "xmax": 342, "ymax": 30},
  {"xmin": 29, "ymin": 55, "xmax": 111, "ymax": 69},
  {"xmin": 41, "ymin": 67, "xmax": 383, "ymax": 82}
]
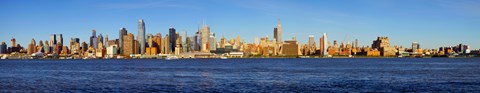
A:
[{"xmin": 277, "ymin": 18, "xmax": 281, "ymax": 27}]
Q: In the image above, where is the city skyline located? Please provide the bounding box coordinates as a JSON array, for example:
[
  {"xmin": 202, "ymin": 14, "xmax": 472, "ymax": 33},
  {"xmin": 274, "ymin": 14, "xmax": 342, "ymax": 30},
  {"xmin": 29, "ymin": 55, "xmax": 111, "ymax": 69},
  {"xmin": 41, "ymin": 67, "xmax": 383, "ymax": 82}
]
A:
[{"xmin": 1, "ymin": 0, "xmax": 479, "ymax": 49}]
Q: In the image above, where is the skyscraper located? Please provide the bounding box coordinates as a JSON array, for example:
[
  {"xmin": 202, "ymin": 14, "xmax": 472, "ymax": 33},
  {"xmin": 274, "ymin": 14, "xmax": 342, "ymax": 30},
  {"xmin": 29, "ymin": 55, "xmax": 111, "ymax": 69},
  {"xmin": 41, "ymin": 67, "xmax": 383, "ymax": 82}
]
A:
[
  {"xmin": 138, "ymin": 19, "xmax": 146, "ymax": 54},
  {"xmin": 122, "ymin": 33, "xmax": 134, "ymax": 56},
  {"xmin": 200, "ymin": 25, "xmax": 210, "ymax": 52},
  {"xmin": 57, "ymin": 34, "xmax": 63, "ymax": 46},
  {"xmin": 320, "ymin": 35, "xmax": 325, "ymax": 55},
  {"xmin": 104, "ymin": 35, "xmax": 108, "ymax": 47},
  {"xmin": 274, "ymin": 19, "xmax": 282, "ymax": 43},
  {"xmin": 169, "ymin": 27, "xmax": 176, "ymax": 52},
  {"xmin": 90, "ymin": 29, "xmax": 98, "ymax": 49},
  {"xmin": 98, "ymin": 34, "xmax": 104, "ymax": 47},
  {"xmin": 0, "ymin": 42, "xmax": 7, "ymax": 54},
  {"xmin": 50, "ymin": 34, "xmax": 56, "ymax": 45},
  {"xmin": 118, "ymin": 28, "xmax": 127, "ymax": 54},
  {"xmin": 322, "ymin": 33, "xmax": 328, "ymax": 56},
  {"xmin": 308, "ymin": 35, "xmax": 315, "ymax": 48},
  {"xmin": 355, "ymin": 39, "xmax": 359, "ymax": 48},
  {"xmin": 182, "ymin": 31, "xmax": 188, "ymax": 52},
  {"xmin": 27, "ymin": 38, "xmax": 36, "ymax": 54},
  {"xmin": 209, "ymin": 33, "xmax": 216, "ymax": 51}
]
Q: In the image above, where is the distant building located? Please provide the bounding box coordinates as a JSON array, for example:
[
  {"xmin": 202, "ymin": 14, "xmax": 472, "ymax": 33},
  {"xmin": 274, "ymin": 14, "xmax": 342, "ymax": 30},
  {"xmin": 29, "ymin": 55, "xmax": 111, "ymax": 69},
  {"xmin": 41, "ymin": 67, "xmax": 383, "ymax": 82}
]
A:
[
  {"xmin": 412, "ymin": 42, "xmax": 420, "ymax": 53},
  {"xmin": 107, "ymin": 45, "xmax": 118, "ymax": 56},
  {"xmin": 200, "ymin": 25, "xmax": 210, "ymax": 52},
  {"xmin": 162, "ymin": 34, "xmax": 171, "ymax": 54},
  {"xmin": 282, "ymin": 40, "xmax": 300, "ymax": 56},
  {"xmin": 320, "ymin": 33, "xmax": 328, "ymax": 56},
  {"xmin": 209, "ymin": 33, "xmax": 216, "ymax": 51},
  {"xmin": 27, "ymin": 39, "xmax": 36, "ymax": 54},
  {"xmin": 371, "ymin": 37, "xmax": 396, "ymax": 56},
  {"xmin": 50, "ymin": 34, "xmax": 56, "ymax": 46},
  {"xmin": 90, "ymin": 29, "xmax": 98, "ymax": 49},
  {"xmin": 138, "ymin": 19, "xmax": 146, "ymax": 54},
  {"xmin": 122, "ymin": 33, "xmax": 134, "ymax": 57},
  {"xmin": 308, "ymin": 35, "xmax": 316, "ymax": 55},
  {"xmin": 273, "ymin": 19, "xmax": 282, "ymax": 43},
  {"xmin": 57, "ymin": 34, "xmax": 63, "ymax": 46},
  {"xmin": 169, "ymin": 27, "xmax": 176, "ymax": 53},
  {"xmin": 118, "ymin": 27, "xmax": 127, "ymax": 54},
  {"xmin": 0, "ymin": 42, "xmax": 7, "ymax": 54}
]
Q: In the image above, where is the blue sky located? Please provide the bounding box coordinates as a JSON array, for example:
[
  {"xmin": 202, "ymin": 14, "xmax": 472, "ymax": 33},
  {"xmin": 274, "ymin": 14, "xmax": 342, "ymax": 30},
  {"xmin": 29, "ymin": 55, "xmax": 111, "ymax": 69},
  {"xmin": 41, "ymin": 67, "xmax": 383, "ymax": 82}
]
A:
[{"xmin": 1, "ymin": 0, "xmax": 479, "ymax": 49}]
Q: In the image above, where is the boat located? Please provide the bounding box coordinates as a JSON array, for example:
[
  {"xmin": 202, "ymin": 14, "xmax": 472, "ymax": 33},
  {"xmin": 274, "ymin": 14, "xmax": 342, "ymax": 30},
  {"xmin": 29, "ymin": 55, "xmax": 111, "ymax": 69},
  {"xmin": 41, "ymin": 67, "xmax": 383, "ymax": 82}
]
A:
[
  {"xmin": 220, "ymin": 56, "xmax": 227, "ymax": 59},
  {"xmin": 165, "ymin": 56, "xmax": 178, "ymax": 60}
]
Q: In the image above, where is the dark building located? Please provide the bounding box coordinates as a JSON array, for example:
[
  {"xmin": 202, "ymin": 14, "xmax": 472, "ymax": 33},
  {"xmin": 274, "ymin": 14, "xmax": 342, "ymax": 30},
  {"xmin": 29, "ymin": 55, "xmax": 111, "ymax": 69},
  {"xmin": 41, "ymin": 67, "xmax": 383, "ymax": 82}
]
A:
[
  {"xmin": 118, "ymin": 28, "xmax": 127, "ymax": 54},
  {"xmin": 169, "ymin": 27, "xmax": 176, "ymax": 52},
  {"xmin": 58, "ymin": 34, "xmax": 63, "ymax": 46},
  {"xmin": 0, "ymin": 42, "xmax": 7, "ymax": 54},
  {"xmin": 90, "ymin": 30, "xmax": 98, "ymax": 49}
]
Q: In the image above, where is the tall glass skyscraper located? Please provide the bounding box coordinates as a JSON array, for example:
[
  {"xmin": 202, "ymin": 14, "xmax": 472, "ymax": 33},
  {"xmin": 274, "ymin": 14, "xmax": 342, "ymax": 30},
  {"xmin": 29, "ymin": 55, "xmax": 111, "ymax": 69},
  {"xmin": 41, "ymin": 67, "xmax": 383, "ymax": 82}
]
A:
[
  {"xmin": 169, "ymin": 27, "xmax": 176, "ymax": 52},
  {"xmin": 138, "ymin": 19, "xmax": 146, "ymax": 54}
]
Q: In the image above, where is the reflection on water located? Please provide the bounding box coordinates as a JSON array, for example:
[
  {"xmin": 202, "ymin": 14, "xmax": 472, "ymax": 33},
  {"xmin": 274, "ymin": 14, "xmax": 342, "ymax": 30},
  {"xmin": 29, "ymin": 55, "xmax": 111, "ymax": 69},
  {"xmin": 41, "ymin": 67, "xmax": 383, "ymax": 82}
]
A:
[{"xmin": 0, "ymin": 58, "xmax": 480, "ymax": 92}]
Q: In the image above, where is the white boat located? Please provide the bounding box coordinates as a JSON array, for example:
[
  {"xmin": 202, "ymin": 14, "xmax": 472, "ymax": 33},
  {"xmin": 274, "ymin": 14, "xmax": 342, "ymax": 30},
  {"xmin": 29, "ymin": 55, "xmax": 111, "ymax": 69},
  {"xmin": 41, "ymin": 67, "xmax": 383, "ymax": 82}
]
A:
[
  {"xmin": 165, "ymin": 56, "xmax": 178, "ymax": 60},
  {"xmin": 220, "ymin": 56, "xmax": 227, "ymax": 59}
]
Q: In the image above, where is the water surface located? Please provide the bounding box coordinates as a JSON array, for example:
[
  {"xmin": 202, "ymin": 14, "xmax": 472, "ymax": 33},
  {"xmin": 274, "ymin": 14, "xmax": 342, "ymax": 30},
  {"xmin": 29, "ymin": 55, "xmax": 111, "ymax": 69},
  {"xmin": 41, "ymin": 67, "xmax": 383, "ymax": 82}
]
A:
[{"xmin": 1, "ymin": 58, "xmax": 479, "ymax": 92}]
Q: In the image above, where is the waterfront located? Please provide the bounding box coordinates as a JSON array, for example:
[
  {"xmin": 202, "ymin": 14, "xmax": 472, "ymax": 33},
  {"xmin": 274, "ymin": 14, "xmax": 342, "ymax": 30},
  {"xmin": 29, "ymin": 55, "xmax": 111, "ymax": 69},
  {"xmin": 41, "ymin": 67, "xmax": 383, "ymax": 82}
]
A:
[{"xmin": 1, "ymin": 58, "xmax": 480, "ymax": 92}]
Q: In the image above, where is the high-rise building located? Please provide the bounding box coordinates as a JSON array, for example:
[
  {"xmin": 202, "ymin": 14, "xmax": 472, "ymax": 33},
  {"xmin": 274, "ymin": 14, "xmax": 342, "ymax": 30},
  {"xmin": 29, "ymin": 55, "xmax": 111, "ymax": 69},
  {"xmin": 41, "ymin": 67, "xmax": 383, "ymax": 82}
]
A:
[
  {"xmin": 320, "ymin": 35, "xmax": 325, "ymax": 55},
  {"xmin": 182, "ymin": 31, "xmax": 188, "ymax": 53},
  {"xmin": 412, "ymin": 42, "xmax": 420, "ymax": 53},
  {"xmin": 322, "ymin": 33, "xmax": 328, "ymax": 56},
  {"xmin": 155, "ymin": 33, "xmax": 162, "ymax": 54},
  {"xmin": 138, "ymin": 19, "xmax": 146, "ymax": 54},
  {"xmin": 50, "ymin": 34, "xmax": 56, "ymax": 45},
  {"xmin": 308, "ymin": 35, "xmax": 315, "ymax": 49},
  {"xmin": 200, "ymin": 25, "xmax": 210, "ymax": 52},
  {"xmin": 169, "ymin": 27, "xmax": 176, "ymax": 52},
  {"xmin": 0, "ymin": 42, "xmax": 7, "ymax": 54},
  {"xmin": 194, "ymin": 31, "xmax": 201, "ymax": 51},
  {"xmin": 98, "ymin": 34, "xmax": 104, "ymax": 47},
  {"xmin": 27, "ymin": 38, "xmax": 36, "ymax": 54},
  {"xmin": 57, "ymin": 34, "xmax": 63, "ymax": 46},
  {"xmin": 118, "ymin": 28, "xmax": 127, "ymax": 54},
  {"xmin": 209, "ymin": 33, "xmax": 216, "ymax": 51},
  {"xmin": 104, "ymin": 35, "xmax": 108, "ymax": 47},
  {"xmin": 220, "ymin": 35, "xmax": 226, "ymax": 48},
  {"xmin": 90, "ymin": 29, "xmax": 98, "ymax": 49},
  {"xmin": 81, "ymin": 42, "xmax": 88, "ymax": 53},
  {"xmin": 185, "ymin": 37, "xmax": 192, "ymax": 52},
  {"xmin": 282, "ymin": 40, "xmax": 299, "ymax": 56},
  {"xmin": 372, "ymin": 37, "xmax": 396, "ymax": 56},
  {"xmin": 163, "ymin": 34, "xmax": 171, "ymax": 54},
  {"xmin": 355, "ymin": 39, "xmax": 358, "ymax": 48},
  {"xmin": 44, "ymin": 40, "xmax": 51, "ymax": 53},
  {"xmin": 10, "ymin": 38, "xmax": 16, "ymax": 47},
  {"xmin": 122, "ymin": 33, "xmax": 134, "ymax": 56},
  {"xmin": 274, "ymin": 19, "xmax": 282, "ymax": 43}
]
